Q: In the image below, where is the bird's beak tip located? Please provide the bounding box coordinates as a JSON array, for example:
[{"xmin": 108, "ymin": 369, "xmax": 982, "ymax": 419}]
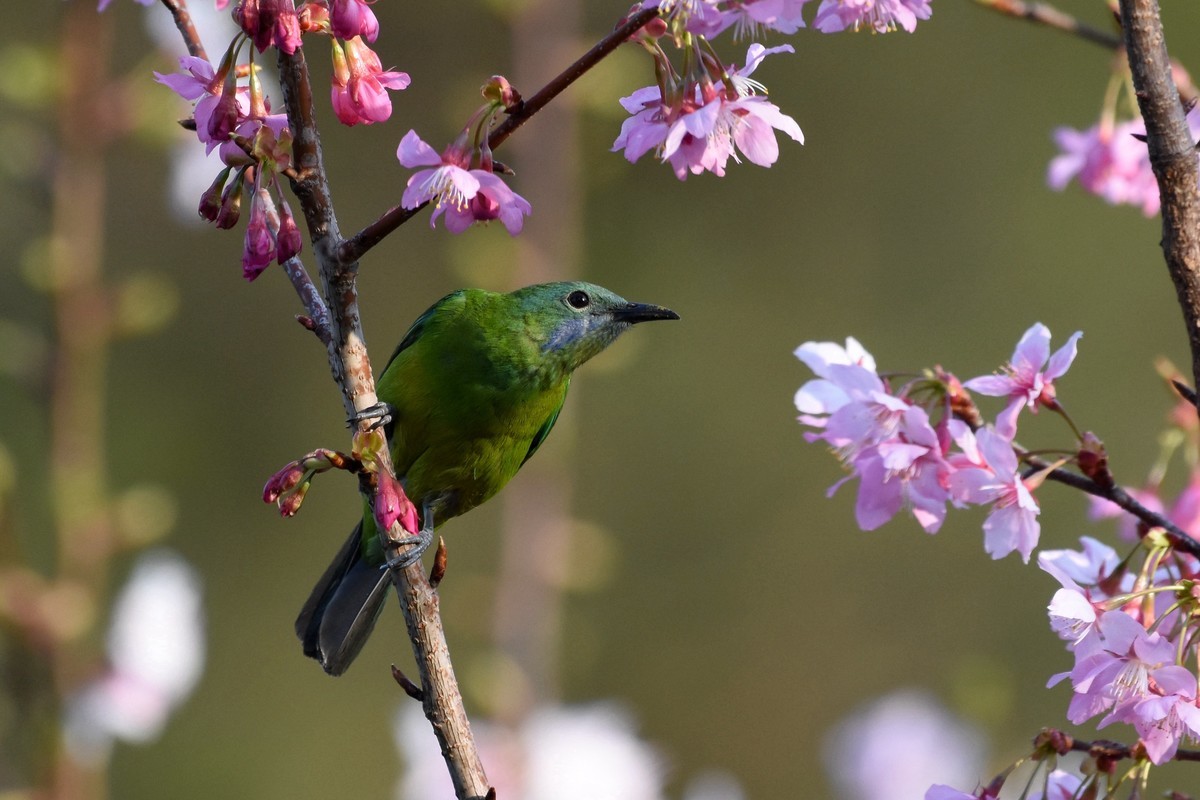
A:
[{"xmin": 617, "ymin": 303, "xmax": 680, "ymax": 324}]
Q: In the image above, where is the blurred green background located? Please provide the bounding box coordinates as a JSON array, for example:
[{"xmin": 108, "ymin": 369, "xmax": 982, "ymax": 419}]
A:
[{"xmin": 4, "ymin": 0, "xmax": 1200, "ymax": 797}]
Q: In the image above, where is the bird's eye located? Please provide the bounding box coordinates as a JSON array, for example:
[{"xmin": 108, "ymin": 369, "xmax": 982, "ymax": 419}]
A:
[{"xmin": 566, "ymin": 290, "xmax": 590, "ymax": 310}]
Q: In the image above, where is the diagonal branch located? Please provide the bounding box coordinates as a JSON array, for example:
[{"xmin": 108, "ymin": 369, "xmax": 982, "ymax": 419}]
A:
[
  {"xmin": 975, "ymin": 0, "xmax": 1198, "ymax": 102},
  {"xmin": 159, "ymin": 0, "xmax": 209, "ymax": 62},
  {"xmin": 973, "ymin": 0, "xmax": 1121, "ymax": 49},
  {"xmin": 335, "ymin": 6, "xmax": 661, "ymax": 266},
  {"xmin": 1027, "ymin": 457, "xmax": 1200, "ymax": 558}
]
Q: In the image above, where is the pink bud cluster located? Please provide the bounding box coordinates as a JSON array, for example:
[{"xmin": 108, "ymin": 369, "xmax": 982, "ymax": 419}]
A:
[
  {"xmin": 155, "ymin": 50, "xmax": 302, "ymax": 279},
  {"xmin": 262, "ymin": 448, "xmax": 348, "ymax": 516},
  {"xmin": 152, "ymin": 0, "xmax": 411, "ymax": 276},
  {"xmin": 795, "ymin": 323, "xmax": 1080, "ymax": 562}
]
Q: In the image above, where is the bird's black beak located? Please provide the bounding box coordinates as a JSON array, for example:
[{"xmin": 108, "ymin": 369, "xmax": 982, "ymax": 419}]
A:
[{"xmin": 612, "ymin": 302, "xmax": 680, "ymax": 324}]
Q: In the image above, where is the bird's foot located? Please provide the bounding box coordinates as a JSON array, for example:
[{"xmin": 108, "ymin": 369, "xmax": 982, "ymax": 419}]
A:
[
  {"xmin": 348, "ymin": 402, "xmax": 395, "ymax": 431},
  {"xmin": 384, "ymin": 502, "xmax": 436, "ymax": 570},
  {"xmin": 384, "ymin": 526, "xmax": 434, "ymax": 570}
]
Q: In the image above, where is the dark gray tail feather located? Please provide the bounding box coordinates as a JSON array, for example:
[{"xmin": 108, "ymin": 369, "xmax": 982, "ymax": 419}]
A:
[{"xmin": 295, "ymin": 523, "xmax": 391, "ymax": 676}]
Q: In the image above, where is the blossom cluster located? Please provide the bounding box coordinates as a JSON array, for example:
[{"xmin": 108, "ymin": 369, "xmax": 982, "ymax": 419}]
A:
[
  {"xmin": 396, "ymin": 77, "xmax": 532, "ymax": 236},
  {"xmin": 145, "ymin": 0, "xmax": 410, "ymax": 278},
  {"xmin": 1047, "ymin": 72, "xmax": 1200, "ymax": 216},
  {"xmin": 614, "ymin": 0, "xmax": 932, "ymax": 179},
  {"xmin": 798, "ymin": 325, "xmax": 1200, "ymax": 791},
  {"xmin": 795, "ymin": 322, "xmax": 1080, "ymax": 561},
  {"xmin": 932, "ymin": 524, "xmax": 1200, "ymax": 796}
]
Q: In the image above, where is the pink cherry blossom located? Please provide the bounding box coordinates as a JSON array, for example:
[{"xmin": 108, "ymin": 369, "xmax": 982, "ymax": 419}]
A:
[
  {"xmin": 947, "ymin": 426, "xmax": 1041, "ymax": 562},
  {"xmin": 613, "ymin": 44, "xmax": 802, "ymax": 180},
  {"xmin": 397, "ymin": 131, "xmax": 532, "ymax": 235},
  {"xmin": 795, "ymin": 339, "xmax": 907, "ymax": 462},
  {"xmin": 153, "ymin": 56, "xmax": 219, "ymax": 102},
  {"xmin": 440, "ymin": 172, "xmax": 532, "ymax": 235},
  {"xmin": 796, "ymin": 338, "xmax": 951, "ymax": 530},
  {"xmin": 813, "ymin": 0, "xmax": 932, "ymax": 33},
  {"xmin": 329, "ymin": 0, "xmax": 379, "ymax": 42},
  {"xmin": 964, "ymin": 323, "xmax": 1082, "ymax": 440},
  {"xmin": 235, "ymin": 0, "xmax": 303, "ymax": 54},
  {"xmin": 849, "ymin": 405, "xmax": 951, "ymax": 533},
  {"xmin": 1050, "ymin": 609, "xmax": 1200, "ymax": 762},
  {"xmin": 242, "ymin": 186, "xmax": 280, "ymax": 281},
  {"xmin": 1048, "ymin": 117, "xmax": 1162, "ymax": 216},
  {"xmin": 330, "ymin": 37, "xmax": 410, "ymax": 126},
  {"xmin": 686, "ymin": 0, "xmax": 812, "ymax": 38},
  {"xmin": 1038, "ymin": 537, "xmax": 1121, "ymax": 651}
]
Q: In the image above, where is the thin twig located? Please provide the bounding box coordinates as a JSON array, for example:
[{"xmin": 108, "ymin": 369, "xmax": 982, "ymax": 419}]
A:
[
  {"xmin": 487, "ymin": 6, "xmax": 660, "ymax": 149},
  {"xmin": 1038, "ymin": 727, "xmax": 1200, "ymax": 763},
  {"xmin": 159, "ymin": 0, "xmax": 209, "ymax": 62},
  {"xmin": 1025, "ymin": 456, "xmax": 1200, "ymax": 558},
  {"xmin": 280, "ymin": 256, "xmax": 332, "ymax": 345},
  {"xmin": 974, "ymin": 0, "xmax": 1121, "ymax": 49},
  {"xmin": 974, "ymin": 0, "xmax": 1198, "ymax": 102},
  {"xmin": 1119, "ymin": 0, "xmax": 1200, "ymax": 424},
  {"xmin": 335, "ymin": 6, "xmax": 661, "ymax": 266}
]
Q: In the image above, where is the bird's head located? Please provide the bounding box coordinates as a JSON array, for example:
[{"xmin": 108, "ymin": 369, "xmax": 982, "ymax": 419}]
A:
[{"xmin": 511, "ymin": 281, "xmax": 679, "ymax": 376}]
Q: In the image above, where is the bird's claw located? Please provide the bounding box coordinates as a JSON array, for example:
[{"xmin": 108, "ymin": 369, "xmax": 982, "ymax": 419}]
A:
[
  {"xmin": 383, "ymin": 525, "xmax": 435, "ymax": 570},
  {"xmin": 348, "ymin": 402, "xmax": 395, "ymax": 431}
]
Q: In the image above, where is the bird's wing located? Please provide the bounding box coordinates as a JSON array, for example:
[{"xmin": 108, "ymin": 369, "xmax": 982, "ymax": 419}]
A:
[
  {"xmin": 381, "ymin": 289, "xmax": 467, "ymax": 374},
  {"xmin": 520, "ymin": 378, "xmax": 569, "ymax": 467}
]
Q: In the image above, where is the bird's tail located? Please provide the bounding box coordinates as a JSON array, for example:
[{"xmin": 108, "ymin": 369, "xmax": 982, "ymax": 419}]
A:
[{"xmin": 295, "ymin": 523, "xmax": 390, "ymax": 676}]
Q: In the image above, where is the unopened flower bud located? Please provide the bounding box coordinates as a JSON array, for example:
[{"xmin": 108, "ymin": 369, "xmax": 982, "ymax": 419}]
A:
[
  {"xmin": 206, "ymin": 87, "xmax": 241, "ymax": 142},
  {"xmin": 198, "ymin": 167, "xmax": 231, "ymax": 222},
  {"xmin": 1077, "ymin": 432, "xmax": 1112, "ymax": 488},
  {"xmin": 262, "ymin": 460, "xmax": 305, "ymax": 503},
  {"xmin": 237, "ymin": 0, "xmax": 302, "ymax": 54},
  {"xmin": 374, "ymin": 470, "xmax": 418, "ymax": 536},
  {"xmin": 351, "ymin": 426, "xmax": 388, "ymax": 469},
  {"xmin": 298, "ymin": 2, "xmax": 330, "ymax": 32},
  {"xmin": 277, "ymin": 479, "xmax": 310, "ymax": 516},
  {"xmin": 277, "ymin": 199, "xmax": 302, "ymax": 262},
  {"xmin": 330, "ymin": 0, "xmax": 379, "ymax": 43},
  {"xmin": 640, "ymin": 17, "xmax": 668, "ymax": 38},
  {"xmin": 481, "ymin": 75, "xmax": 519, "ymax": 109},
  {"xmin": 214, "ymin": 169, "xmax": 246, "ymax": 229}
]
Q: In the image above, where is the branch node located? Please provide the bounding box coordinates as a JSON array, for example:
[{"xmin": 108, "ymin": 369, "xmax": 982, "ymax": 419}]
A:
[
  {"xmin": 429, "ymin": 537, "xmax": 447, "ymax": 588},
  {"xmin": 391, "ymin": 664, "xmax": 425, "ymax": 701}
]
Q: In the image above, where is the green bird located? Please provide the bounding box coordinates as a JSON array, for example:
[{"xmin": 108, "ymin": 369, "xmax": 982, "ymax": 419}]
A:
[{"xmin": 296, "ymin": 281, "xmax": 678, "ymax": 675}]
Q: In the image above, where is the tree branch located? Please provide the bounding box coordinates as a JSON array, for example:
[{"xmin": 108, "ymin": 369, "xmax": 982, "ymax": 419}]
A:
[
  {"xmin": 1119, "ymin": 0, "xmax": 1200, "ymax": 425},
  {"xmin": 975, "ymin": 0, "xmax": 1198, "ymax": 102},
  {"xmin": 334, "ymin": 5, "xmax": 661, "ymax": 266},
  {"xmin": 1025, "ymin": 455, "xmax": 1200, "ymax": 558},
  {"xmin": 1037, "ymin": 727, "xmax": 1200, "ymax": 763},
  {"xmin": 159, "ymin": 0, "xmax": 209, "ymax": 62},
  {"xmin": 274, "ymin": 44, "xmax": 490, "ymax": 800},
  {"xmin": 974, "ymin": 0, "xmax": 1121, "ymax": 49}
]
